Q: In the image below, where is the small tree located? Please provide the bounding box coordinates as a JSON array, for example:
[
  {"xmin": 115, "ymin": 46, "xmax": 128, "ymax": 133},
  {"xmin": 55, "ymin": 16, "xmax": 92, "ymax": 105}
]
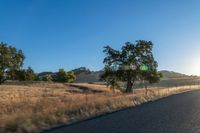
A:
[
  {"xmin": 42, "ymin": 74, "xmax": 52, "ymax": 82},
  {"xmin": 0, "ymin": 42, "xmax": 25, "ymax": 84},
  {"xmin": 56, "ymin": 68, "xmax": 68, "ymax": 83},
  {"xmin": 101, "ymin": 40, "xmax": 161, "ymax": 92},
  {"xmin": 15, "ymin": 67, "xmax": 36, "ymax": 81},
  {"xmin": 25, "ymin": 67, "xmax": 36, "ymax": 81},
  {"xmin": 66, "ymin": 71, "xmax": 76, "ymax": 83},
  {"xmin": 56, "ymin": 69, "xmax": 76, "ymax": 83}
]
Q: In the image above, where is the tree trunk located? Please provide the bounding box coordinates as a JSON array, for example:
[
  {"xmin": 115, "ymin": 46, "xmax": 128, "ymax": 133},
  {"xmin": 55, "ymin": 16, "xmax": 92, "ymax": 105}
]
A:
[
  {"xmin": 126, "ymin": 80, "xmax": 133, "ymax": 93},
  {"xmin": 0, "ymin": 77, "xmax": 6, "ymax": 85}
]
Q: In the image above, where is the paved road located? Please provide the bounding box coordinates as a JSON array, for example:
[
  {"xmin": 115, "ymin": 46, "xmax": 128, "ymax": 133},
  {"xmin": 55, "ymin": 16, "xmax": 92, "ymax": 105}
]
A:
[{"xmin": 44, "ymin": 90, "xmax": 200, "ymax": 133}]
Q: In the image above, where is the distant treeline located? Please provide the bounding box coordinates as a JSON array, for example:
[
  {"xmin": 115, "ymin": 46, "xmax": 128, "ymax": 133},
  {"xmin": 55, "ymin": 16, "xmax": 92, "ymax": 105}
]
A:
[
  {"xmin": 38, "ymin": 67, "xmax": 199, "ymax": 83},
  {"xmin": 0, "ymin": 42, "xmax": 75, "ymax": 84}
]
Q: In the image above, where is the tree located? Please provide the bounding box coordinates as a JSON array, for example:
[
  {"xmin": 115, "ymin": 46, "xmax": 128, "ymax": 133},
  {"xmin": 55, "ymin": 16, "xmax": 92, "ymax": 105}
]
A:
[
  {"xmin": 66, "ymin": 71, "xmax": 76, "ymax": 83},
  {"xmin": 56, "ymin": 69, "xmax": 76, "ymax": 83},
  {"xmin": 0, "ymin": 42, "xmax": 25, "ymax": 84},
  {"xmin": 25, "ymin": 67, "xmax": 36, "ymax": 81},
  {"xmin": 15, "ymin": 69, "xmax": 26, "ymax": 81},
  {"xmin": 56, "ymin": 68, "xmax": 68, "ymax": 82},
  {"xmin": 15, "ymin": 67, "xmax": 36, "ymax": 81},
  {"xmin": 101, "ymin": 40, "xmax": 161, "ymax": 92},
  {"xmin": 42, "ymin": 74, "xmax": 53, "ymax": 82}
]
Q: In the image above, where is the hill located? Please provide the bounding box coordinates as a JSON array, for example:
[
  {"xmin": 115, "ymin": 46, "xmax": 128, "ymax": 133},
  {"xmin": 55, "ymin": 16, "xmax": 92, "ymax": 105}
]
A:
[
  {"xmin": 72, "ymin": 67, "xmax": 103, "ymax": 83},
  {"xmin": 38, "ymin": 68, "xmax": 195, "ymax": 83},
  {"xmin": 158, "ymin": 70, "xmax": 189, "ymax": 79},
  {"xmin": 72, "ymin": 68, "xmax": 194, "ymax": 83}
]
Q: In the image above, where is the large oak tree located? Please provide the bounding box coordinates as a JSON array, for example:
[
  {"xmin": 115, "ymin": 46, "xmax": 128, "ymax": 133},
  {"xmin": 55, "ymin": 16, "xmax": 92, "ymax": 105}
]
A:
[{"xmin": 101, "ymin": 40, "xmax": 161, "ymax": 92}]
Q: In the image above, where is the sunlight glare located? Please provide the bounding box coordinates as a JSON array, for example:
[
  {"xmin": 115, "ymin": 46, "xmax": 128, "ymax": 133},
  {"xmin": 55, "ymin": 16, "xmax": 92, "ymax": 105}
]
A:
[{"xmin": 190, "ymin": 58, "xmax": 200, "ymax": 76}]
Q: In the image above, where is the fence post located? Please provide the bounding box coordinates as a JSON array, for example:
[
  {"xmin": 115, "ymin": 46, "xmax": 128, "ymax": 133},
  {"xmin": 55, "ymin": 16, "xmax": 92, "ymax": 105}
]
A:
[
  {"xmin": 167, "ymin": 84, "xmax": 170, "ymax": 94},
  {"xmin": 85, "ymin": 93, "xmax": 88, "ymax": 106}
]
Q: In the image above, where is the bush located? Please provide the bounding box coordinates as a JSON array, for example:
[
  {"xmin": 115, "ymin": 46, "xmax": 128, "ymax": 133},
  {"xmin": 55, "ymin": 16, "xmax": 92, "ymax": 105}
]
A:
[
  {"xmin": 42, "ymin": 74, "xmax": 52, "ymax": 82},
  {"xmin": 16, "ymin": 67, "xmax": 36, "ymax": 81},
  {"xmin": 55, "ymin": 69, "xmax": 76, "ymax": 83}
]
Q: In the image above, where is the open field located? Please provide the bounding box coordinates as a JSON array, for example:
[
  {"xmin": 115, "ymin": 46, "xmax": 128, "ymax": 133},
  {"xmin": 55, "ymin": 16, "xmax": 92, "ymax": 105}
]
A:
[{"xmin": 0, "ymin": 82, "xmax": 200, "ymax": 133}]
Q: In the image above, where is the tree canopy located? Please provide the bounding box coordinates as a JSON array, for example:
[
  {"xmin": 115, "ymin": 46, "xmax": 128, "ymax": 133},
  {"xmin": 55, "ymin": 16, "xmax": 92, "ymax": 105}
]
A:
[
  {"xmin": 101, "ymin": 40, "xmax": 161, "ymax": 92},
  {"xmin": 0, "ymin": 42, "xmax": 25, "ymax": 84},
  {"xmin": 42, "ymin": 74, "xmax": 53, "ymax": 82},
  {"xmin": 56, "ymin": 69, "xmax": 76, "ymax": 83},
  {"xmin": 16, "ymin": 67, "xmax": 37, "ymax": 81}
]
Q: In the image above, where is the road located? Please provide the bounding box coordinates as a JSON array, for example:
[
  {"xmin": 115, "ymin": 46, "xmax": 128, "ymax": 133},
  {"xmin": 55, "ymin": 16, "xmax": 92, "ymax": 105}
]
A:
[{"xmin": 43, "ymin": 90, "xmax": 200, "ymax": 133}]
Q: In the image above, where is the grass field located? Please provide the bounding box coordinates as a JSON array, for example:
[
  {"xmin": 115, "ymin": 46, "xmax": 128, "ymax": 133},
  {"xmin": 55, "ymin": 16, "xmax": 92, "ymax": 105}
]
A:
[{"xmin": 0, "ymin": 82, "xmax": 199, "ymax": 133}]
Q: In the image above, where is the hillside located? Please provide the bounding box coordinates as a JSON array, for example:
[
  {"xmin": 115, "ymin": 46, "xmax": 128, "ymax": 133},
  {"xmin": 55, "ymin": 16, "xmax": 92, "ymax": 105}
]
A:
[
  {"xmin": 38, "ymin": 68, "xmax": 194, "ymax": 83},
  {"xmin": 158, "ymin": 70, "xmax": 189, "ymax": 79},
  {"xmin": 73, "ymin": 68, "xmax": 193, "ymax": 83},
  {"xmin": 72, "ymin": 67, "xmax": 103, "ymax": 83}
]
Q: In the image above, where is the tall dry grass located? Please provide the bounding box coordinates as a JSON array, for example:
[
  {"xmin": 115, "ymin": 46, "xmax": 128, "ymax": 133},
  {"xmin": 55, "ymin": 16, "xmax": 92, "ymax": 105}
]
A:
[{"xmin": 0, "ymin": 83, "xmax": 199, "ymax": 133}]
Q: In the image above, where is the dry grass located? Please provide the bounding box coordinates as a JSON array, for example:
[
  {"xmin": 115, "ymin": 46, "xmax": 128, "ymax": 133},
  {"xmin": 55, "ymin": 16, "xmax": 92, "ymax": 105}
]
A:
[
  {"xmin": 67, "ymin": 83, "xmax": 111, "ymax": 93},
  {"xmin": 0, "ymin": 83, "xmax": 199, "ymax": 133}
]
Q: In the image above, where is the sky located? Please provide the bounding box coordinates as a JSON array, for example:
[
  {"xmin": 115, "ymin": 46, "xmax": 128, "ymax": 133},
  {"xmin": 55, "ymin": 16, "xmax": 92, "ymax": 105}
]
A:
[{"xmin": 0, "ymin": 0, "xmax": 200, "ymax": 75}]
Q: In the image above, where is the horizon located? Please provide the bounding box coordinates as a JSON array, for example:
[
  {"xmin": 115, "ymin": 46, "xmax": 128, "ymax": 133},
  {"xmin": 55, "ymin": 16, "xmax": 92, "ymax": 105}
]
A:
[
  {"xmin": 1, "ymin": 0, "xmax": 200, "ymax": 75},
  {"xmin": 37, "ymin": 68, "xmax": 199, "ymax": 77}
]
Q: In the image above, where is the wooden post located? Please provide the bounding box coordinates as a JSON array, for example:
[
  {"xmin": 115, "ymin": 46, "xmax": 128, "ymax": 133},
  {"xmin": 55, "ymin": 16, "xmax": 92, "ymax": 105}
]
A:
[{"xmin": 85, "ymin": 93, "xmax": 88, "ymax": 106}]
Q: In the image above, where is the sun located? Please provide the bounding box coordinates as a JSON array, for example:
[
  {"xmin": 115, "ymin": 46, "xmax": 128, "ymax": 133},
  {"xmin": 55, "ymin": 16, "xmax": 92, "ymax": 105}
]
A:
[{"xmin": 190, "ymin": 59, "xmax": 200, "ymax": 76}]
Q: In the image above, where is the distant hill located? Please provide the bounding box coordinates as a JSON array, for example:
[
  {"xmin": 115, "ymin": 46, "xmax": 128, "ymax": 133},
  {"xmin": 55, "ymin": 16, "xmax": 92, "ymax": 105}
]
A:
[
  {"xmin": 72, "ymin": 68, "xmax": 193, "ymax": 83},
  {"xmin": 72, "ymin": 67, "xmax": 103, "ymax": 83},
  {"xmin": 38, "ymin": 72, "xmax": 54, "ymax": 77},
  {"xmin": 159, "ymin": 70, "xmax": 189, "ymax": 79},
  {"xmin": 38, "ymin": 68, "xmax": 195, "ymax": 83}
]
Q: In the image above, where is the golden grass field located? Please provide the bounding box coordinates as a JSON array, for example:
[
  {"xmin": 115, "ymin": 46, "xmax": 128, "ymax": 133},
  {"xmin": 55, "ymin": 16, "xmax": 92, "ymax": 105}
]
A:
[{"xmin": 0, "ymin": 82, "xmax": 199, "ymax": 133}]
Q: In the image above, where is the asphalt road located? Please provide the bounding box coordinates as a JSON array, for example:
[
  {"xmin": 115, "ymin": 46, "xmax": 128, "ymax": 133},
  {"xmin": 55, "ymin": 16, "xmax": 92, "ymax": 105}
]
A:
[{"xmin": 44, "ymin": 90, "xmax": 200, "ymax": 133}]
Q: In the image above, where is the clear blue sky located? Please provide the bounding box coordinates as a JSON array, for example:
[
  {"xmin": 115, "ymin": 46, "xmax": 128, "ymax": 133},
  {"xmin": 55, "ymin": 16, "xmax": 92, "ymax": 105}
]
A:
[{"xmin": 1, "ymin": 0, "xmax": 200, "ymax": 75}]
